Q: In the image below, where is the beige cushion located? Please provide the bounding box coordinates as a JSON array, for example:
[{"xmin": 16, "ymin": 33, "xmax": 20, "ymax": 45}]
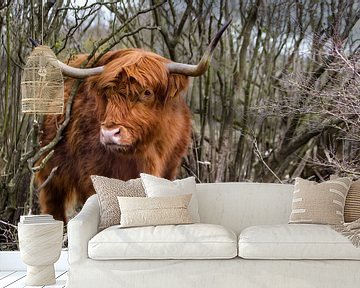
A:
[
  {"xmin": 117, "ymin": 194, "xmax": 193, "ymax": 228},
  {"xmin": 91, "ymin": 175, "xmax": 145, "ymax": 229},
  {"xmin": 345, "ymin": 180, "xmax": 360, "ymax": 222},
  {"xmin": 330, "ymin": 176, "xmax": 360, "ymax": 222},
  {"xmin": 344, "ymin": 180, "xmax": 360, "ymax": 222},
  {"xmin": 140, "ymin": 173, "xmax": 200, "ymax": 222},
  {"xmin": 88, "ymin": 223, "xmax": 237, "ymax": 259},
  {"xmin": 289, "ymin": 177, "xmax": 351, "ymax": 224},
  {"xmin": 239, "ymin": 224, "xmax": 360, "ymax": 259}
]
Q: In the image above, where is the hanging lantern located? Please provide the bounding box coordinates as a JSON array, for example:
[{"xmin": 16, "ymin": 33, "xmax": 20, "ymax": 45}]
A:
[{"xmin": 21, "ymin": 45, "xmax": 64, "ymax": 114}]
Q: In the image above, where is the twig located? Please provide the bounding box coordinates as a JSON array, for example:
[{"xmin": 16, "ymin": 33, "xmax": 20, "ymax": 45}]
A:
[
  {"xmin": 333, "ymin": 47, "xmax": 360, "ymax": 77},
  {"xmin": 31, "ymin": 150, "xmax": 54, "ymax": 172},
  {"xmin": 29, "ymin": 80, "xmax": 82, "ymax": 167},
  {"xmin": 251, "ymin": 136, "xmax": 283, "ymax": 183},
  {"xmin": 35, "ymin": 166, "xmax": 58, "ymax": 194},
  {"xmin": 56, "ymin": 1, "xmax": 115, "ymax": 11},
  {"xmin": 0, "ymin": 220, "xmax": 17, "ymax": 229}
]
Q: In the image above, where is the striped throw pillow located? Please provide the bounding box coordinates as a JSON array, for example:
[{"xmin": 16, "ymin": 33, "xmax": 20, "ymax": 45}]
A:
[
  {"xmin": 330, "ymin": 176, "xmax": 360, "ymax": 223},
  {"xmin": 289, "ymin": 177, "xmax": 352, "ymax": 225},
  {"xmin": 344, "ymin": 180, "xmax": 360, "ymax": 223}
]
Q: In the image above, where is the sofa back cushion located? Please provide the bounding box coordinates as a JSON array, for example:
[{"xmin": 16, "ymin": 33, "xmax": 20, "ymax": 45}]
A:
[{"xmin": 195, "ymin": 182, "xmax": 294, "ymax": 234}]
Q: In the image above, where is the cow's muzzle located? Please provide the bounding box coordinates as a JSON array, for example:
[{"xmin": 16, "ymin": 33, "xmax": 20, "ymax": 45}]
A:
[{"xmin": 100, "ymin": 127, "xmax": 121, "ymax": 145}]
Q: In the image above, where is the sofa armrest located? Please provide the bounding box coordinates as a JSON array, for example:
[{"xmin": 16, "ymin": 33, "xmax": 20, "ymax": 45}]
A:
[{"xmin": 67, "ymin": 194, "xmax": 100, "ymax": 264}]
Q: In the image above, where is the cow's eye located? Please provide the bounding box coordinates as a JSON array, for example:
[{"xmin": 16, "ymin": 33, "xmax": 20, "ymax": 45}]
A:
[
  {"xmin": 144, "ymin": 90, "xmax": 152, "ymax": 96},
  {"xmin": 140, "ymin": 89, "xmax": 153, "ymax": 102}
]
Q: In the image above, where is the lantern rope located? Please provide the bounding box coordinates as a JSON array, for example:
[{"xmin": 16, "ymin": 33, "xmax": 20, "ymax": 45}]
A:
[{"xmin": 41, "ymin": 0, "xmax": 44, "ymax": 44}]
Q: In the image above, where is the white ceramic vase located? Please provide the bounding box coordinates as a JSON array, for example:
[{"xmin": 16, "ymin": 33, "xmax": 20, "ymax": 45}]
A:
[{"xmin": 18, "ymin": 221, "xmax": 63, "ymax": 286}]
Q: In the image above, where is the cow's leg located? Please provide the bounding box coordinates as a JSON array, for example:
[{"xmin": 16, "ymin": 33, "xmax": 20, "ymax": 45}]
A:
[
  {"xmin": 141, "ymin": 144, "xmax": 187, "ymax": 180},
  {"xmin": 39, "ymin": 182, "xmax": 67, "ymax": 223},
  {"xmin": 162, "ymin": 159, "xmax": 181, "ymax": 180},
  {"xmin": 140, "ymin": 150, "xmax": 163, "ymax": 177},
  {"xmin": 162, "ymin": 141, "xmax": 189, "ymax": 180},
  {"xmin": 142, "ymin": 155, "xmax": 180, "ymax": 180}
]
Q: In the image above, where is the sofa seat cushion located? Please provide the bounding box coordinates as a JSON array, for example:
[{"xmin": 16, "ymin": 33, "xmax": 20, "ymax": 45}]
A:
[
  {"xmin": 89, "ymin": 223, "xmax": 237, "ymax": 260},
  {"xmin": 238, "ymin": 224, "xmax": 360, "ymax": 260}
]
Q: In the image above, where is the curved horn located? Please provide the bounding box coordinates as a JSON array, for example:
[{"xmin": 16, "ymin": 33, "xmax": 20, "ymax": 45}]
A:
[
  {"xmin": 57, "ymin": 61, "xmax": 104, "ymax": 79},
  {"xmin": 27, "ymin": 39, "xmax": 103, "ymax": 78},
  {"xmin": 167, "ymin": 19, "xmax": 232, "ymax": 76}
]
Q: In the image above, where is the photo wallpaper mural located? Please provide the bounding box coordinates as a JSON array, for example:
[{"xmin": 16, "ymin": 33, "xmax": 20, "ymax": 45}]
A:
[{"xmin": 0, "ymin": 1, "xmax": 359, "ymax": 247}]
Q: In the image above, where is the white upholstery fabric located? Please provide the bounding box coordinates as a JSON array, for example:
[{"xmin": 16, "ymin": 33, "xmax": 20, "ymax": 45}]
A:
[
  {"xmin": 140, "ymin": 174, "xmax": 200, "ymax": 222},
  {"xmin": 66, "ymin": 258, "xmax": 360, "ymax": 288},
  {"xmin": 69, "ymin": 183, "xmax": 295, "ymax": 263},
  {"xmin": 88, "ymin": 223, "xmax": 237, "ymax": 259},
  {"xmin": 239, "ymin": 224, "xmax": 360, "ymax": 259},
  {"xmin": 67, "ymin": 195, "xmax": 99, "ymax": 264},
  {"xmin": 66, "ymin": 184, "xmax": 360, "ymax": 288},
  {"xmin": 196, "ymin": 182, "xmax": 294, "ymax": 233}
]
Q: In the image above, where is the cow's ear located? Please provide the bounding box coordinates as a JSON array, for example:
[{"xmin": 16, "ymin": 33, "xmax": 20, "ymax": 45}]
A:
[{"xmin": 167, "ymin": 74, "xmax": 189, "ymax": 99}]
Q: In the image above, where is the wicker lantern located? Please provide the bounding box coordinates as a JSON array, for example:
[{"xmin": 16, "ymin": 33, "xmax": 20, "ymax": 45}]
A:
[{"xmin": 21, "ymin": 45, "xmax": 64, "ymax": 114}]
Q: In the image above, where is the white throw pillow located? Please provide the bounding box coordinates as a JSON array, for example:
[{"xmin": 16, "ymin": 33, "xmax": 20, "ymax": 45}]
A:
[{"xmin": 140, "ymin": 173, "xmax": 200, "ymax": 222}]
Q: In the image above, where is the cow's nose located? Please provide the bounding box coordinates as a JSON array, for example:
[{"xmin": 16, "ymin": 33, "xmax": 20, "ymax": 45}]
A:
[{"xmin": 100, "ymin": 127, "xmax": 121, "ymax": 144}]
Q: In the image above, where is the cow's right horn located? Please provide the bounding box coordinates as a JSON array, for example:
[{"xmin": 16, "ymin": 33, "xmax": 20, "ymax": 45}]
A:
[
  {"xmin": 167, "ymin": 19, "xmax": 232, "ymax": 77},
  {"xmin": 57, "ymin": 61, "xmax": 104, "ymax": 79}
]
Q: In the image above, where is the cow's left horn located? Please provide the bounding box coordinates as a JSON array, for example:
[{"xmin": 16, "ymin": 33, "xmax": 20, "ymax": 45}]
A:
[
  {"xmin": 57, "ymin": 61, "xmax": 104, "ymax": 79},
  {"xmin": 167, "ymin": 19, "xmax": 232, "ymax": 77}
]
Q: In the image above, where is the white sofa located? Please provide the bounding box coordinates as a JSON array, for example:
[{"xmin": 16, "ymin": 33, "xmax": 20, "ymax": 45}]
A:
[{"xmin": 66, "ymin": 182, "xmax": 360, "ymax": 288}]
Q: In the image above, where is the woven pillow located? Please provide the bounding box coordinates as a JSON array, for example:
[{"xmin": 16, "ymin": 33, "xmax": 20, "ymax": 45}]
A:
[
  {"xmin": 117, "ymin": 194, "xmax": 193, "ymax": 228},
  {"xmin": 289, "ymin": 177, "xmax": 352, "ymax": 225},
  {"xmin": 140, "ymin": 173, "xmax": 200, "ymax": 222},
  {"xmin": 330, "ymin": 175, "xmax": 360, "ymax": 223},
  {"xmin": 91, "ymin": 175, "xmax": 146, "ymax": 229},
  {"xmin": 344, "ymin": 180, "xmax": 360, "ymax": 222}
]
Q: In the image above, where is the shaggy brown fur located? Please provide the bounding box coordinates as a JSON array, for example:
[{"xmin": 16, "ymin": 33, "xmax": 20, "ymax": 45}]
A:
[{"xmin": 35, "ymin": 49, "xmax": 191, "ymax": 222}]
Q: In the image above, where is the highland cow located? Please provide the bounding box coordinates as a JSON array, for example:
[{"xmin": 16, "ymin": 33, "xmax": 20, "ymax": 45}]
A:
[{"xmin": 35, "ymin": 21, "xmax": 231, "ymax": 222}]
